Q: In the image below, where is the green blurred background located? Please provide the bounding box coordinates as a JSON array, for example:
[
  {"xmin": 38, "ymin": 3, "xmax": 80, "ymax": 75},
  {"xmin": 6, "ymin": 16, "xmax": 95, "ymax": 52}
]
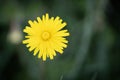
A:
[{"xmin": 0, "ymin": 0, "xmax": 120, "ymax": 80}]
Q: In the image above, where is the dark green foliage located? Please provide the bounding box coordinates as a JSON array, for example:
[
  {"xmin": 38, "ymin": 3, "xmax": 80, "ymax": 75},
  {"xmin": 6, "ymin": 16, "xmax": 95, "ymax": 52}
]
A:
[{"xmin": 0, "ymin": 0, "xmax": 120, "ymax": 80}]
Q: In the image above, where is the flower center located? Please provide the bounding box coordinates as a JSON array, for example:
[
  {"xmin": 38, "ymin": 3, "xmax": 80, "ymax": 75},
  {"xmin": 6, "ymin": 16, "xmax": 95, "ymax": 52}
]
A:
[{"xmin": 41, "ymin": 31, "xmax": 50, "ymax": 40}]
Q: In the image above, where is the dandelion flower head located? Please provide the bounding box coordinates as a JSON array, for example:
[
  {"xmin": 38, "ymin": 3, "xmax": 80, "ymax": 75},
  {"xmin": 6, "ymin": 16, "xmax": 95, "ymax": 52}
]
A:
[{"xmin": 23, "ymin": 13, "xmax": 70, "ymax": 61}]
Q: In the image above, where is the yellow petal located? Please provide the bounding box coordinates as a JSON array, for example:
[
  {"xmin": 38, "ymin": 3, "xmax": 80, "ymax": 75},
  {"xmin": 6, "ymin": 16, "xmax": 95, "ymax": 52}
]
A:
[
  {"xmin": 37, "ymin": 17, "xmax": 42, "ymax": 23},
  {"xmin": 28, "ymin": 20, "xmax": 34, "ymax": 27},
  {"xmin": 38, "ymin": 51, "xmax": 42, "ymax": 58},
  {"xmin": 33, "ymin": 48, "xmax": 39, "ymax": 56},
  {"xmin": 29, "ymin": 46, "xmax": 35, "ymax": 52},
  {"xmin": 46, "ymin": 13, "xmax": 49, "ymax": 20}
]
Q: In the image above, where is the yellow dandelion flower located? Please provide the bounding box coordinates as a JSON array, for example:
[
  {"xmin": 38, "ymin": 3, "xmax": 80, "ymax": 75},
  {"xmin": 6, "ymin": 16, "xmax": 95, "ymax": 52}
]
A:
[{"xmin": 22, "ymin": 13, "xmax": 70, "ymax": 61}]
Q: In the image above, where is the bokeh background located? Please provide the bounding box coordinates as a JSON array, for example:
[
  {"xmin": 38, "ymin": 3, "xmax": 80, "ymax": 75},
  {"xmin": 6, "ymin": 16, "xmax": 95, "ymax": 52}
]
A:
[{"xmin": 0, "ymin": 0, "xmax": 120, "ymax": 80}]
